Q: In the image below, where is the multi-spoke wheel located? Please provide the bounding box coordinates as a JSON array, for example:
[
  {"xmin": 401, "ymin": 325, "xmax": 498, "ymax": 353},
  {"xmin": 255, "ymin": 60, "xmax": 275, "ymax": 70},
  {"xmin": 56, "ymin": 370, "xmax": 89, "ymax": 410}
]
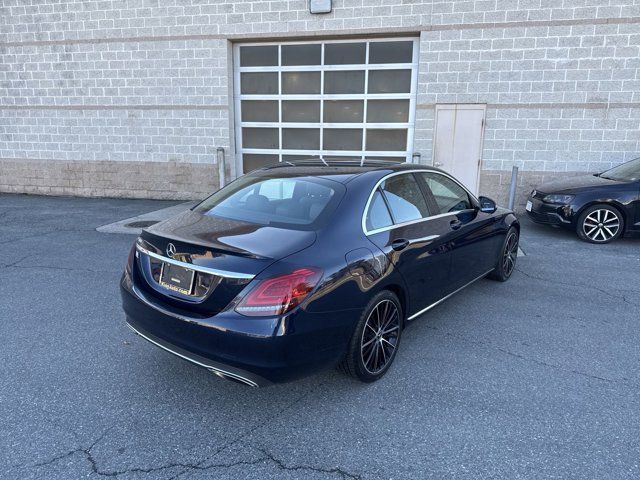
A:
[
  {"xmin": 360, "ymin": 299, "xmax": 400, "ymax": 375},
  {"xmin": 488, "ymin": 226, "xmax": 519, "ymax": 282},
  {"xmin": 338, "ymin": 291, "xmax": 403, "ymax": 382},
  {"xmin": 577, "ymin": 204, "xmax": 624, "ymax": 244}
]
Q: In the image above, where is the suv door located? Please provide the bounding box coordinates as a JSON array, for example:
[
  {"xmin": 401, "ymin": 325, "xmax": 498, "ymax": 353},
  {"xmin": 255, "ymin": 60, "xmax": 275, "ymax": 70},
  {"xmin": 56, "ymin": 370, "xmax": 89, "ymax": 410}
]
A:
[
  {"xmin": 417, "ymin": 171, "xmax": 501, "ymax": 290},
  {"xmin": 364, "ymin": 172, "xmax": 453, "ymax": 317}
]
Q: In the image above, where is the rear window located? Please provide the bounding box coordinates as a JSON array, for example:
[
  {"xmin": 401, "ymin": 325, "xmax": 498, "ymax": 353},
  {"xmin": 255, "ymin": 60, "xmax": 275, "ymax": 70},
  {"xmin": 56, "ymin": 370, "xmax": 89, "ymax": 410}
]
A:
[
  {"xmin": 380, "ymin": 174, "xmax": 431, "ymax": 223},
  {"xmin": 194, "ymin": 175, "xmax": 342, "ymax": 229}
]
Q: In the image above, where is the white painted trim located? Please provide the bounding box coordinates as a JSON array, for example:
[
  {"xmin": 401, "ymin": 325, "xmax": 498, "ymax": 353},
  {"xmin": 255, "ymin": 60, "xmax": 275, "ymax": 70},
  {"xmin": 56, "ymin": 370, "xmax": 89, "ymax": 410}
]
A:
[{"xmin": 235, "ymin": 37, "xmax": 419, "ymax": 47}]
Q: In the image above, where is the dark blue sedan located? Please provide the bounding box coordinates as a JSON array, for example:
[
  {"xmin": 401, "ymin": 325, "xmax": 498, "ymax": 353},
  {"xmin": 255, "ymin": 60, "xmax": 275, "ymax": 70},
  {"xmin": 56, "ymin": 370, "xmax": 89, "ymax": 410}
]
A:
[{"xmin": 121, "ymin": 161, "xmax": 519, "ymax": 386}]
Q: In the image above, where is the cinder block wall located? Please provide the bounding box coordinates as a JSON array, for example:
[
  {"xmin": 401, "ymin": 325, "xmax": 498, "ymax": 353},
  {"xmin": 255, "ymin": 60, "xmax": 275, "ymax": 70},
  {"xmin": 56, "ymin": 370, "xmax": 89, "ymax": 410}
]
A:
[{"xmin": 1, "ymin": 1, "xmax": 639, "ymax": 202}]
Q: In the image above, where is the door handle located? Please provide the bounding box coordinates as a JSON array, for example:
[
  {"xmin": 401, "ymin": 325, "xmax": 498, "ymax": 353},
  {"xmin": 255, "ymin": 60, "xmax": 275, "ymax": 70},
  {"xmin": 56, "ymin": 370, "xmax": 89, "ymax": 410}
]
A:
[
  {"xmin": 449, "ymin": 219, "xmax": 462, "ymax": 230},
  {"xmin": 391, "ymin": 238, "xmax": 410, "ymax": 251}
]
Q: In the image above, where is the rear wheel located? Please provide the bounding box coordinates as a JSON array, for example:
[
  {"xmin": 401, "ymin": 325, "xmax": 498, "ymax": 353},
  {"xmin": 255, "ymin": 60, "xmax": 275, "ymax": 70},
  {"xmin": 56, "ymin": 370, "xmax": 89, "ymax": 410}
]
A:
[
  {"xmin": 338, "ymin": 290, "xmax": 402, "ymax": 383},
  {"xmin": 488, "ymin": 227, "xmax": 519, "ymax": 282},
  {"xmin": 576, "ymin": 204, "xmax": 624, "ymax": 244}
]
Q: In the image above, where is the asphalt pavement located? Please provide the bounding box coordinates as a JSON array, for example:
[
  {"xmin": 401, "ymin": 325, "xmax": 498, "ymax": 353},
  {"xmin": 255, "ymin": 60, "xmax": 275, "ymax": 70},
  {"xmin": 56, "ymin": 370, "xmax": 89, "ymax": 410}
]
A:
[{"xmin": 1, "ymin": 193, "xmax": 639, "ymax": 479}]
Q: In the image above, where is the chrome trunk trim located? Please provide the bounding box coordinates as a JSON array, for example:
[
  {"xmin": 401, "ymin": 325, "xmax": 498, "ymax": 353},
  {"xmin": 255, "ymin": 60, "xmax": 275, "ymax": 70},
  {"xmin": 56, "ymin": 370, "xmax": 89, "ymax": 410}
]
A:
[{"xmin": 136, "ymin": 243, "xmax": 255, "ymax": 280}]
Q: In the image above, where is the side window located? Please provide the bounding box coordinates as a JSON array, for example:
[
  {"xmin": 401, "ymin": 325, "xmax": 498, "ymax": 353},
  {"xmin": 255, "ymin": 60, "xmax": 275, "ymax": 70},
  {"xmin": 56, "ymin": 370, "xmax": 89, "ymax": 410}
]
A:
[
  {"xmin": 380, "ymin": 174, "xmax": 431, "ymax": 224},
  {"xmin": 420, "ymin": 173, "xmax": 471, "ymax": 213},
  {"xmin": 365, "ymin": 189, "xmax": 393, "ymax": 232}
]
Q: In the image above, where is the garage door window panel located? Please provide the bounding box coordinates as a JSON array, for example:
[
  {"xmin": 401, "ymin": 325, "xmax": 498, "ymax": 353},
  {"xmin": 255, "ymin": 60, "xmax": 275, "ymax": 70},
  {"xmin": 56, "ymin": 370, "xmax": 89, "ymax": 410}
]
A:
[
  {"xmin": 368, "ymin": 70, "xmax": 412, "ymax": 94},
  {"xmin": 282, "ymin": 44, "xmax": 322, "ymax": 66},
  {"xmin": 282, "ymin": 101, "xmax": 321, "ymax": 123},
  {"xmin": 282, "ymin": 72, "xmax": 321, "ymax": 95},
  {"xmin": 324, "ymin": 100, "xmax": 364, "ymax": 123},
  {"xmin": 282, "ymin": 128, "xmax": 320, "ymax": 150}
]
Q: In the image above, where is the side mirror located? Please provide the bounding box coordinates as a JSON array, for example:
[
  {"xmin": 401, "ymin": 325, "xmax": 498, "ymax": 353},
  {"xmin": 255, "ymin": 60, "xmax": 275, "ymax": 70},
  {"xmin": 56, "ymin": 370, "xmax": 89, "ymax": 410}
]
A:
[{"xmin": 478, "ymin": 196, "xmax": 497, "ymax": 214}]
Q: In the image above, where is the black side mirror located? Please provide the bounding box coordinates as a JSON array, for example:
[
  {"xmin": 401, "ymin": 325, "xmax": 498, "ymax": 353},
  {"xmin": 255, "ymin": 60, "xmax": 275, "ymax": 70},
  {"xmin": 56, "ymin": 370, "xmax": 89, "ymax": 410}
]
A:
[{"xmin": 478, "ymin": 196, "xmax": 497, "ymax": 214}]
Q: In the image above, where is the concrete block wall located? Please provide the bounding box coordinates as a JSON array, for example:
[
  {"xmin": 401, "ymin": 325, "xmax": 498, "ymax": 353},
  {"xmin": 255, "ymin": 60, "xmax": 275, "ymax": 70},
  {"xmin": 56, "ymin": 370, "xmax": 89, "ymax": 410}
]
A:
[{"xmin": 1, "ymin": 1, "xmax": 639, "ymax": 201}]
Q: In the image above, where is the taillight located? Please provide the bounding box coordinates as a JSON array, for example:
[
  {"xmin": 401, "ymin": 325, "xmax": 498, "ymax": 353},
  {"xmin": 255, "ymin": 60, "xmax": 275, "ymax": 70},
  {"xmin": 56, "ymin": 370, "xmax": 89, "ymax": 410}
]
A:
[{"xmin": 235, "ymin": 268, "xmax": 322, "ymax": 317}]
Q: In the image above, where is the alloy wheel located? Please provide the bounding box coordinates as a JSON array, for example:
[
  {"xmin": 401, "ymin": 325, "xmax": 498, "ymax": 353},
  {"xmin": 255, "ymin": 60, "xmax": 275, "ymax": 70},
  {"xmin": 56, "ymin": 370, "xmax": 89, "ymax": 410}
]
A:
[
  {"xmin": 360, "ymin": 299, "xmax": 400, "ymax": 374},
  {"xmin": 503, "ymin": 231, "xmax": 518, "ymax": 276},
  {"xmin": 583, "ymin": 209, "xmax": 620, "ymax": 242}
]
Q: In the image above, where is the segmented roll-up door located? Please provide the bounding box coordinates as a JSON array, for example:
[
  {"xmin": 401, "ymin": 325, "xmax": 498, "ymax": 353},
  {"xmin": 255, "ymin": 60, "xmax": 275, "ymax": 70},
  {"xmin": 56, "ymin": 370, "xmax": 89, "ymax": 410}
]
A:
[{"xmin": 233, "ymin": 38, "xmax": 419, "ymax": 173}]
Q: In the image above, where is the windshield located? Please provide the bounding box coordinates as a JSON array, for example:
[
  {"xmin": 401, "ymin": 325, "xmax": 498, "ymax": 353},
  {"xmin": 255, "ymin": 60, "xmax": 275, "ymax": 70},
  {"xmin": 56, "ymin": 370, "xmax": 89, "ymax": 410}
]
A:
[
  {"xmin": 599, "ymin": 157, "xmax": 640, "ymax": 181},
  {"xmin": 193, "ymin": 174, "xmax": 343, "ymax": 229}
]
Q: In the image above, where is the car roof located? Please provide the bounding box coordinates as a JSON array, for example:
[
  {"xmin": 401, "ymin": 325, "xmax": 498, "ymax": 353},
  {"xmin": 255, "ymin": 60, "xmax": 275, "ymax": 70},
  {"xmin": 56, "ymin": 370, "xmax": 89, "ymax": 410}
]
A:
[{"xmin": 249, "ymin": 159, "xmax": 442, "ymax": 183}]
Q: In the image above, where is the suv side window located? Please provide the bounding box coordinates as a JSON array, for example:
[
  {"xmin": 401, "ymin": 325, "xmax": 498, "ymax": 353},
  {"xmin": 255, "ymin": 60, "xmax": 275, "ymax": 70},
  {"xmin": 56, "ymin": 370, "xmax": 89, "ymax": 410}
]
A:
[
  {"xmin": 419, "ymin": 172, "xmax": 472, "ymax": 213},
  {"xmin": 380, "ymin": 173, "xmax": 431, "ymax": 224}
]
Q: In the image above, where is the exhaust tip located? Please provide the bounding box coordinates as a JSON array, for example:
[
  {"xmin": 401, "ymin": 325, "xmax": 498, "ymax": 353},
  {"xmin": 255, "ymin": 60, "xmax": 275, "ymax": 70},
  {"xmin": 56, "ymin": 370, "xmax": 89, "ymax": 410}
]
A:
[{"xmin": 210, "ymin": 369, "xmax": 258, "ymax": 387}]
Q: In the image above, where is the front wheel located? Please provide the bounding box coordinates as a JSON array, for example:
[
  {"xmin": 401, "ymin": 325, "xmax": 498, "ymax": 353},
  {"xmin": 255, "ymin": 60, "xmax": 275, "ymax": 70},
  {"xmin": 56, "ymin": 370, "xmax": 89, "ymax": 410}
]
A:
[
  {"xmin": 576, "ymin": 204, "xmax": 624, "ymax": 244},
  {"xmin": 488, "ymin": 227, "xmax": 519, "ymax": 282},
  {"xmin": 338, "ymin": 290, "xmax": 403, "ymax": 383}
]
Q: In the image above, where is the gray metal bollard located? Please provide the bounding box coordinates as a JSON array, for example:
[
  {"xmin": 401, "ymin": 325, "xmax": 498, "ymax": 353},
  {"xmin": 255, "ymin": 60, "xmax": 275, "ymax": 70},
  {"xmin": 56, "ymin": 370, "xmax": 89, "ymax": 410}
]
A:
[
  {"xmin": 216, "ymin": 147, "xmax": 226, "ymax": 189},
  {"xmin": 507, "ymin": 165, "xmax": 519, "ymax": 211}
]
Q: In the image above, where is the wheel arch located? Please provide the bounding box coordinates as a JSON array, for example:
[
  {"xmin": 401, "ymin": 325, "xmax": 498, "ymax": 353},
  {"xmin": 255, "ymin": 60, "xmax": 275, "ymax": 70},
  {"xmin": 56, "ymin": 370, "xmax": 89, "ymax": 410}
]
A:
[{"xmin": 382, "ymin": 283, "xmax": 408, "ymax": 325}]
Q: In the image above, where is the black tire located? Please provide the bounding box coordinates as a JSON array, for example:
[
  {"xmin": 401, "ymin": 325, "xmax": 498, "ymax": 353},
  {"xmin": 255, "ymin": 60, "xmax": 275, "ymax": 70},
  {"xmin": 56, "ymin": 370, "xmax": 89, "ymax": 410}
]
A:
[
  {"xmin": 488, "ymin": 226, "xmax": 519, "ymax": 282},
  {"xmin": 576, "ymin": 204, "xmax": 624, "ymax": 244},
  {"xmin": 338, "ymin": 290, "xmax": 403, "ymax": 383}
]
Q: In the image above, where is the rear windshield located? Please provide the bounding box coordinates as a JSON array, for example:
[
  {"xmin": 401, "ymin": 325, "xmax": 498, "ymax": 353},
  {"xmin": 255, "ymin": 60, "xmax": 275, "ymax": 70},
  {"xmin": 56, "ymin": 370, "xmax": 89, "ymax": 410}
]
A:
[{"xmin": 194, "ymin": 174, "xmax": 343, "ymax": 229}]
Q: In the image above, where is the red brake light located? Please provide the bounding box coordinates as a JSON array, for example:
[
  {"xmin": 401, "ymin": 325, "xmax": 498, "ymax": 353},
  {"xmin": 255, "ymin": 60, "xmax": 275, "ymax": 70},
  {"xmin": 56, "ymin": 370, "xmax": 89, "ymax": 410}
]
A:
[{"xmin": 235, "ymin": 268, "xmax": 322, "ymax": 316}]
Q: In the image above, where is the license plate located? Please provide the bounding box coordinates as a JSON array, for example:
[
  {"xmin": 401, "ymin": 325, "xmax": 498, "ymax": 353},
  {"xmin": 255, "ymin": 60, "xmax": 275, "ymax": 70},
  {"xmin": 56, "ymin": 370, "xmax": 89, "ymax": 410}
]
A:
[
  {"xmin": 160, "ymin": 262, "xmax": 195, "ymax": 295},
  {"xmin": 525, "ymin": 200, "xmax": 532, "ymax": 212}
]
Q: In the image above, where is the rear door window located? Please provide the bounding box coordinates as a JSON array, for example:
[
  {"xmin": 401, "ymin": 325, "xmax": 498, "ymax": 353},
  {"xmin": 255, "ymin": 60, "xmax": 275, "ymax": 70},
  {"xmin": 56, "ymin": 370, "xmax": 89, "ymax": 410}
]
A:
[
  {"xmin": 380, "ymin": 173, "xmax": 431, "ymax": 224},
  {"xmin": 365, "ymin": 189, "xmax": 393, "ymax": 232},
  {"xmin": 419, "ymin": 172, "xmax": 472, "ymax": 213}
]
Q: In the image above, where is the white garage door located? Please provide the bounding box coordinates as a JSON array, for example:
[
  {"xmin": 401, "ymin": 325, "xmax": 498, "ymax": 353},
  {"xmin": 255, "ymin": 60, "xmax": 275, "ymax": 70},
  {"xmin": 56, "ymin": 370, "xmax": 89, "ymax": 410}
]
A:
[{"xmin": 233, "ymin": 38, "xmax": 419, "ymax": 173}]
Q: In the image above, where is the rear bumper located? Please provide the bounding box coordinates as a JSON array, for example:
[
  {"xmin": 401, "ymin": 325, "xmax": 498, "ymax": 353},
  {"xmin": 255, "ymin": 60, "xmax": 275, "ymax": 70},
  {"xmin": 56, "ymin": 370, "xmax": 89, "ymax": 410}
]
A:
[
  {"xmin": 125, "ymin": 320, "xmax": 269, "ymax": 387},
  {"xmin": 121, "ymin": 270, "xmax": 357, "ymax": 386}
]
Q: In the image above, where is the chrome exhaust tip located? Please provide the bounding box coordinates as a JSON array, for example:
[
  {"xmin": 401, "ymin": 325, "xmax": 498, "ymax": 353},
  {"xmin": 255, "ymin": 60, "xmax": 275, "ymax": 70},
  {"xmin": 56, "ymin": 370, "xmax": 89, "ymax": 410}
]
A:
[{"xmin": 210, "ymin": 369, "xmax": 258, "ymax": 387}]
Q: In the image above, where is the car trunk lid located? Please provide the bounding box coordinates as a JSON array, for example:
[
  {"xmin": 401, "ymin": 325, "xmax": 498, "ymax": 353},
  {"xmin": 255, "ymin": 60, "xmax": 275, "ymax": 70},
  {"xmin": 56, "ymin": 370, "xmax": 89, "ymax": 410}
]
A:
[{"xmin": 134, "ymin": 210, "xmax": 316, "ymax": 315}]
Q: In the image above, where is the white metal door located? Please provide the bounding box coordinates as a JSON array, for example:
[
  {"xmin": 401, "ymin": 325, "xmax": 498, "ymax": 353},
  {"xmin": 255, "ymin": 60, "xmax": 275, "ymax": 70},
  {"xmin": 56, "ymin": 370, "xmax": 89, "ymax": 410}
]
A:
[
  {"xmin": 433, "ymin": 104, "xmax": 486, "ymax": 194},
  {"xmin": 233, "ymin": 38, "xmax": 419, "ymax": 173}
]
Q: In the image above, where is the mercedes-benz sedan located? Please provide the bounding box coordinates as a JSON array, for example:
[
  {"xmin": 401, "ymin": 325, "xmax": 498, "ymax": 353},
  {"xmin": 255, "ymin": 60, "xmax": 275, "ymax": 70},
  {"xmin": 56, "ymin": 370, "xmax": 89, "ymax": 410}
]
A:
[{"xmin": 121, "ymin": 161, "xmax": 519, "ymax": 386}]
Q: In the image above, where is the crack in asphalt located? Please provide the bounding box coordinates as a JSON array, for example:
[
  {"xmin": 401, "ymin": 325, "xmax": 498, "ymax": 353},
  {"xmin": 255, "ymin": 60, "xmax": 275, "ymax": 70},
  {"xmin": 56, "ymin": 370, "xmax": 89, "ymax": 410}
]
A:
[
  {"xmin": 514, "ymin": 266, "xmax": 640, "ymax": 308},
  {"xmin": 0, "ymin": 228, "xmax": 93, "ymax": 246},
  {"xmin": 24, "ymin": 381, "xmax": 362, "ymax": 479},
  {"xmin": 0, "ymin": 263, "xmax": 120, "ymax": 274},
  {"xmin": 166, "ymin": 380, "xmax": 353, "ymax": 480},
  {"xmin": 423, "ymin": 324, "xmax": 627, "ymax": 386},
  {"xmin": 255, "ymin": 447, "xmax": 362, "ymax": 480},
  {"xmin": 0, "ymin": 255, "xmax": 30, "ymax": 268}
]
